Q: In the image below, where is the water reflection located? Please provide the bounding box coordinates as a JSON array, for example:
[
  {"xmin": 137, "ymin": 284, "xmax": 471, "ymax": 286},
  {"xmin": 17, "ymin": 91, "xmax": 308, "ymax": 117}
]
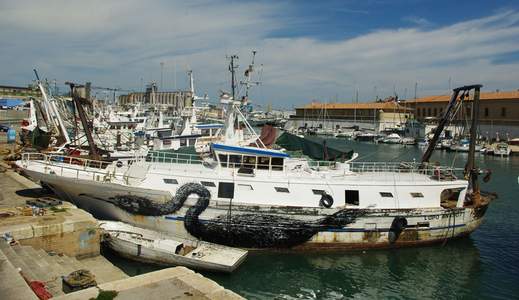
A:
[{"xmin": 206, "ymin": 238, "xmax": 481, "ymax": 299}]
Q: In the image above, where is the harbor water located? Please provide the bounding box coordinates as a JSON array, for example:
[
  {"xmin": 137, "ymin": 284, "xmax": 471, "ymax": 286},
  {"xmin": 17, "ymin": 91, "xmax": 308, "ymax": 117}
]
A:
[{"xmin": 106, "ymin": 140, "xmax": 519, "ymax": 299}]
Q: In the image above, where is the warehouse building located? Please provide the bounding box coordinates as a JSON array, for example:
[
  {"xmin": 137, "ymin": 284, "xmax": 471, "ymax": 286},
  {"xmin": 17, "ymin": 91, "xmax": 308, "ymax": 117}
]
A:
[{"xmin": 118, "ymin": 83, "xmax": 192, "ymax": 113}]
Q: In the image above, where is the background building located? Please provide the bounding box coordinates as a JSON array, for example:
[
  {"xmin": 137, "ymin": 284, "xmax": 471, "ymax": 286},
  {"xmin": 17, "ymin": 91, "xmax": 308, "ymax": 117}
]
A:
[
  {"xmin": 118, "ymin": 83, "xmax": 192, "ymax": 113},
  {"xmin": 289, "ymin": 101, "xmax": 414, "ymax": 133},
  {"xmin": 0, "ymin": 84, "xmax": 41, "ymax": 99},
  {"xmin": 407, "ymin": 90, "xmax": 519, "ymax": 138}
]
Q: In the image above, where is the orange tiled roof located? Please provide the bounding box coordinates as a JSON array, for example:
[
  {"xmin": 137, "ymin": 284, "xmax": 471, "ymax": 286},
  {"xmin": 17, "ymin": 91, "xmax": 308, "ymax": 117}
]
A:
[
  {"xmin": 411, "ymin": 90, "xmax": 519, "ymax": 103},
  {"xmin": 298, "ymin": 101, "xmax": 413, "ymax": 110}
]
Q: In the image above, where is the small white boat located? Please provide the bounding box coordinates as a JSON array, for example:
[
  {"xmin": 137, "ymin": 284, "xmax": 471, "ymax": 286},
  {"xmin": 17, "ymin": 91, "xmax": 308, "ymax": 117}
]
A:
[
  {"xmin": 334, "ymin": 130, "xmax": 354, "ymax": 139},
  {"xmin": 353, "ymin": 131, "xmax": 378, "ymax": 142},
  {"xmin": 381, "ymin": 133, "xmax": 402, "ymax": 144},
  {"xmin": 449, "ymin": 139, "xmax": 482, "ymax": 152},
  {"xmin": 100, "ymin": 221, "xmax": 248, "ymax": 273},
  {"xmin": 493, "ymin": 142, "xmax": 511, "ymax": 157},
  {"xmin": 401, "ymin": 137, "xmax": 416, "ymax": 145}
]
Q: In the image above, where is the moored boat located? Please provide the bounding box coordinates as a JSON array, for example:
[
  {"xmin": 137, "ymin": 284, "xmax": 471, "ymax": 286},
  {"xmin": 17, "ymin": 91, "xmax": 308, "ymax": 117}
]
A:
[
  {"xmin": 100, "ymin": 221, "xmax": 248, "ymax": 273},
  {"xmin": 493, "ymin": 142, "xmax": 511, "ymax": 157},
  {"xmin": 15, "ymin": 85, "xmax": 496, "ymax": 252},
  {"xmin": 381, "ymin": 133, "xmax": 402, "ymax": 144}
]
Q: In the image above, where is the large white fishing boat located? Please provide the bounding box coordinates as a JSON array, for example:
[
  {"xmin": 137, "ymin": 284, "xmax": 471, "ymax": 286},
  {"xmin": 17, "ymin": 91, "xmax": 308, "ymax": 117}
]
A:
[{"xmin": 15, "ymin": 84, "xmax": 495, "ymax": 251}]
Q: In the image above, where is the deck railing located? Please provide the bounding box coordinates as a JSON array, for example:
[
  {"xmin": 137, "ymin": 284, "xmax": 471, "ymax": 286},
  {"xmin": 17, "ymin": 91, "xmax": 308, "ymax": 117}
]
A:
[
  {"xmin": 20, "ymin": 152, "xmax": 146, "ymax": 183},
  {"xmin": 21, "ymin": 152, "xmax": 465, "ymax": 181},
  {"xmin": 348, "ymin": 161, "xmax": 464, "ymax": 181},
  {"xmin": 146, "ymin": 151, "xmax": 203, "ymax": 165}
]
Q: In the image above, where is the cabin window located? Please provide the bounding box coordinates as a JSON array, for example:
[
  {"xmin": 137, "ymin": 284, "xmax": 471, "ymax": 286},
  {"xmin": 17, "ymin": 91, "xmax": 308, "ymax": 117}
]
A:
[
  {"xmin": 345, "ymin": 190, "xmax": 359, "ymax": 205},
  {"xmin": 501, "ymin": 107, "xmax": 506, "ymax": 117},
  {"xmin": 274, "ymin": 187, "xmax": 290, "ymax": 193},
  {"xmin": 484, "ymin": 107, "xmax": 489, "ymax": 117},
  {"xmin": 380, "ymin": 192, "xmax": 393, "ymax": 198},
  {"xmin": 237, "ymin": 184, "xmax": 253, "ymax": 191},
  {"xmin": 257, "ymin": 156, "xmax": 270, "ymax": 170},
  {"xmin": 439, "ymin": 108, "xmax": 443, "ymax": 116},
  {"xmin": 312, "ymin": 189, "xmax": 325, "ymax": 195},
  {"xmin": 271, "ymin": 157, "xmax": 284, "ymax": 171},
  {"xmin": 242, "ymin": 156, "xmax": 256, "ymax": 169},
  {"xmin": 163, "ymin": 140, "xmax": 171, "ymax": 146},
  {"xmin": 229, "ymin": 155, "xmax": 242, "ymax": 168},
  {"xmin": 410, "ymin": 192, "xmax": 424, "ymax": 198},
  {"xmin": 218, "ymin": 154, "xmax": 228, "ymax": 167},
  {"xmin": 180, "ymin": 139, "xmax": 187, "ymax": 147},
  {"xmin": 433, "ymin": 108, "xmax": 437, "ymax": 116},
  {"xmin": 201, "ymin": 181, "xmax": 216, "ymax": 187},
  {"xmin": 218, "ymin": 182, "xmax": 235, "ymax": 198},
  {"xmin": 427, "ymin": 108, "xmax": 431, "ymax": 116},
  {"xmin": 163, "ymin": 178, "xmax": 178, "ymax": 184}
]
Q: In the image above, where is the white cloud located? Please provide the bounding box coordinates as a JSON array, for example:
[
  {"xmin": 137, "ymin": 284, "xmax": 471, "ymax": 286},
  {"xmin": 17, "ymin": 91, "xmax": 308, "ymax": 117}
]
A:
[
  {"xmin": 1, "ymin": 1, "xmax": 519, "ymax": 108},
  {"xmin": 402, "ymin": 16, "xmax": 433, "ymax": 27}
]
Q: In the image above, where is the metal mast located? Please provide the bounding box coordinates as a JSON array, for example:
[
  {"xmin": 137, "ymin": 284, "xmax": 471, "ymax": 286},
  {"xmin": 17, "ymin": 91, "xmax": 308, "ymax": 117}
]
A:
[{"xmin": 228, "ymin": 55, "xmax": 239, "ymax": 99}]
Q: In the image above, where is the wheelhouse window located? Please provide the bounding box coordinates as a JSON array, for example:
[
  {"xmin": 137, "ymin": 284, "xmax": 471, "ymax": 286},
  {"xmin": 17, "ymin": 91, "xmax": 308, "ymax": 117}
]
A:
[
  {"xmin": 218, "ymin": 154, "xmax": 228, "ymax": 167},
  {"xmin": 345, "ymin": 190, "xmax": 359, "ymax": 205},
  {"xmin": 274, "ymin": 187, "xmax": 289, "ymax": 193},
  {"xmin": 201, "ymin": 181, "xmax": 216, "ymax": 187},
  {"xmin": 257, "ymin": 156, "xmax": 270, "ymax": 170},
  {"xmin": 380, "ymin": 192, "xmax": 393, "ymax": 198},
  {"xmin": 410, "ymin": 192, "xmax": 424, "ymax": 198},
  {"xmin": 228, "ymin": 155, "xmax": 242, "ymax": 168},
  {"xmin": 242, "ymin": 156, "xmax": 256, "ymax": 169},
  {"xmin": 271, "ymin": 157, "xmax": 284, "ymax": 171},
  {"xmin": 163, "ymin": 178, "xmax": 178, "ymax": 184}
]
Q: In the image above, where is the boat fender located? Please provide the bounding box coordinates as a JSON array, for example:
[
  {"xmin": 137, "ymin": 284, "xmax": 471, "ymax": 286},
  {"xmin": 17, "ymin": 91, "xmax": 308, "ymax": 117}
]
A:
[
  {"xmin": 388, "ymin": 217, "xmax": 407, "ymax": 244},
  {"xmin": 320, "ymin": 193, "xmax": 334, "ymax": 208},
  {"xmin": 433, "ymin": 166, "xmax": 441, "ymax": 179}
]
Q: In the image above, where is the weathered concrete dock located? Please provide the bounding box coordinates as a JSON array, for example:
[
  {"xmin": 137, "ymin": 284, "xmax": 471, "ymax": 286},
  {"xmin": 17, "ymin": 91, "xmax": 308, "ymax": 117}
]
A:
[{"xmin": 0, "ymin": 155, "xmax": 243, "ymax": 299}]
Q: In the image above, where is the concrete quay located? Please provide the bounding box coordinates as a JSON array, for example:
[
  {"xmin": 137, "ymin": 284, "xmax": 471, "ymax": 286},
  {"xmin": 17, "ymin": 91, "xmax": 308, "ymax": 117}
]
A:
[{"xmin": 0, "ymin": 159, "xmax": 244, "ymax": 299}]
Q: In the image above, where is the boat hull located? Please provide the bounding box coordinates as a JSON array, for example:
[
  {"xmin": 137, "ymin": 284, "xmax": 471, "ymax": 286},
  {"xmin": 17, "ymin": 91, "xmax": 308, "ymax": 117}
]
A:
[{"xmin": 22, "ymin": 168, "xmax": 491, "ymax": 251}]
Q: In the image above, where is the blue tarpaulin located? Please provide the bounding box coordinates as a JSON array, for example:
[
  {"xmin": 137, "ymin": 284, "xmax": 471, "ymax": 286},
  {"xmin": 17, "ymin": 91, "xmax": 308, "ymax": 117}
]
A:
[{"xmin": 0, "ymin": 98, "xmax": 24, "ymax": 108}]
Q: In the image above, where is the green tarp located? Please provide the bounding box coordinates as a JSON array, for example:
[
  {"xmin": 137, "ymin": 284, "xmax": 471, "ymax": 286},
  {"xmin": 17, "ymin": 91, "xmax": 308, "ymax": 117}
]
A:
[{"xmin": 276, "ymin": 132, "xmax": 354, "ymax": 161}]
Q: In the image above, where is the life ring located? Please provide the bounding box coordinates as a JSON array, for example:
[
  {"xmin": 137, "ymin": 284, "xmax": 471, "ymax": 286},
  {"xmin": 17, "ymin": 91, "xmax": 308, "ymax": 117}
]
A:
[{"xmin": 320, "ymin": 193, "xmax": 334, "ymax": 208}]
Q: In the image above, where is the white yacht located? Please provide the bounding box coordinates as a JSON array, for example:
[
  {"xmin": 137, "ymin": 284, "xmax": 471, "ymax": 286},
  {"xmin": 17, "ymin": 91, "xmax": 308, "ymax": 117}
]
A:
[
  {"xmin": 493, "ymin": 142, "xmax": 511, "ymax": 157},
  {"xmin": 381, "ymin": 133, "xmax": 402, "ymax": 144},
  {"xmin": 15, "ymin": 85, "xmax": 495, "ymax": 251}
]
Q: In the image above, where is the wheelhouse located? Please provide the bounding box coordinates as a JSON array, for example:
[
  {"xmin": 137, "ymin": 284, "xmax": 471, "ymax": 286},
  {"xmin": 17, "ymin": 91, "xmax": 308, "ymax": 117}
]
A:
[
  {"xmin": 211, "ymin": 143, "xmax": 289, "ymax": 172},
  {"xmin": 195, "ymin": 123, "xmax": 224, "ymax": 137}
]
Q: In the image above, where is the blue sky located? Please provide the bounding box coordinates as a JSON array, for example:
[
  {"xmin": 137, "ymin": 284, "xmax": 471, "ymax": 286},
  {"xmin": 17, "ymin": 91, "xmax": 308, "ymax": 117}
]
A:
[{"xmin": 1, "ymin": 0, "xmax": 519, "ymax": 109}]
